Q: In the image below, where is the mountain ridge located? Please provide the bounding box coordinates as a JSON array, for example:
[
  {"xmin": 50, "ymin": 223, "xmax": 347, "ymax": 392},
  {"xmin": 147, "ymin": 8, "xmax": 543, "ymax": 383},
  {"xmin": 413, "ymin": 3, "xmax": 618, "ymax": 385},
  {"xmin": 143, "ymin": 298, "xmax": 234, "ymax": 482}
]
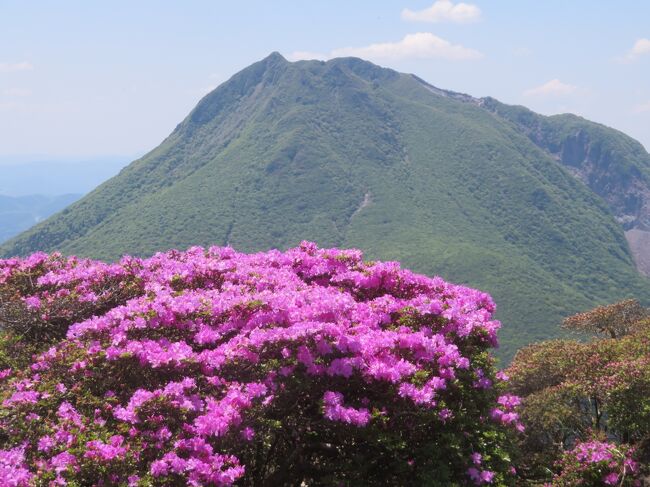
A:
[
  {"xmin": 2, "ymin": 52, "xmax": 649, "ymax": 360},
  {"xmin": 479, "ymin": 97, "xmax": 650, "ymax": 275},
  {"xmin": 407, "ymin": 69, "xmax": 650, "ymax": 276}
]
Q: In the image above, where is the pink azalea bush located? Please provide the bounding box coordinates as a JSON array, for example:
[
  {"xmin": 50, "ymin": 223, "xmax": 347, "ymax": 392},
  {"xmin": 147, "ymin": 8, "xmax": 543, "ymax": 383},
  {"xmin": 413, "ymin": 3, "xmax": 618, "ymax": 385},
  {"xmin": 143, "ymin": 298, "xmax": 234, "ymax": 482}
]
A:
[
  {"xmin": 0, "ymin": 242, "xmax": 519, "ymax": 485},
  {"xmin": 552, "ymin": 440, "xmax": 640, "ymax": 486}
]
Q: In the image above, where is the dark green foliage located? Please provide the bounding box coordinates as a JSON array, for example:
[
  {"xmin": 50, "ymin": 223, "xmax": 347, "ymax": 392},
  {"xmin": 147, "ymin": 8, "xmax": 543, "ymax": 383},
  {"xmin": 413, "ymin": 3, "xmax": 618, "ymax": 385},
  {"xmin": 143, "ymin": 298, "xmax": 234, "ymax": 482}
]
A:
[{"xmin": 2, "ymin": 54, "xmax": 650, "ymax": 361}]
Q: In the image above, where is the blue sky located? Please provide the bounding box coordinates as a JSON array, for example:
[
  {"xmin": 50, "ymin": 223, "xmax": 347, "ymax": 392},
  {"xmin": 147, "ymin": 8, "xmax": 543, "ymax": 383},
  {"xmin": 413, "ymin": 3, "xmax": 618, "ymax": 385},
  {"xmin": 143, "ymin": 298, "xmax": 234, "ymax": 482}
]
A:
[{"xmin": 1, "ymin": 0, "xmax": 649, "ymax": 159}]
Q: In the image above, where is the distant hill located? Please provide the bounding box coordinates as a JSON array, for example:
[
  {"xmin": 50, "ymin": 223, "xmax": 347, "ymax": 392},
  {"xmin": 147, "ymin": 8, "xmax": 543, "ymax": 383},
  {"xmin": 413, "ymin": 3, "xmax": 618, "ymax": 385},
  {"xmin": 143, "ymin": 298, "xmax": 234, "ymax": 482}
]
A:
[
  {"xmin": 3, "ymin": 53, "xmax": 649, "ymax": 361},
  {"xmin": 0, "ymin": 194, "xmax": 81, "ymax": 243},
  {"xmin": 0, "ymin": 157, "xmax": 130, "ymax": 196}
]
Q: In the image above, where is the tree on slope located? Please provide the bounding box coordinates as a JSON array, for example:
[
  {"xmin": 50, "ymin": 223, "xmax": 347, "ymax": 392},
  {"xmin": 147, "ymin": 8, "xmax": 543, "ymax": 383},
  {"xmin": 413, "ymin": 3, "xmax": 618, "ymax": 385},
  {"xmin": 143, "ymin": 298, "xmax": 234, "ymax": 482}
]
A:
[{"xmin": 506, "ymin": 300, "xmax": 650, "ymax": 484}]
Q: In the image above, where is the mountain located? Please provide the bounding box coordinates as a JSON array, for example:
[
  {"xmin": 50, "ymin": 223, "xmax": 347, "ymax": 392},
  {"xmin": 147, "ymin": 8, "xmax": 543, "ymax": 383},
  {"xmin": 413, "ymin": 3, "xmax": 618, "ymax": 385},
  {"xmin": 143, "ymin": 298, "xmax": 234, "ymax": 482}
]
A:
[
  {"xmin": 481, "ymin": 98, "xmax": 650, "ymax": 276},
  {"xmin": 0, "ymin": 194, "xmax": 81, "ymax": 243},
  {"xmin": 2, "ymin": 53, "xmax": 649, "ymax": 361}
]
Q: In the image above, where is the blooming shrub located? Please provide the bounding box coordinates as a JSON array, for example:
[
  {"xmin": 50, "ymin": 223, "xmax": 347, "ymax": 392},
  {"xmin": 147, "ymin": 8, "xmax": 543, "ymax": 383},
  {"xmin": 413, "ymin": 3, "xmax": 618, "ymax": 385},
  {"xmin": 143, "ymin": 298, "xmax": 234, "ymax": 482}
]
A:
[
  {"xmin": 506, "ymin": 308, "xmax": 650, "ymax": 481},
  {"xmin": 0, "ymin": 251, "xmax": 145, "ymax": 371},
  {"xmin": 0, "ymin": 242, "xmax": 519, "ymax": 485},
  {"xmin": 552, "ymin": 440, "xmax": 640, "ymax": 486},
  {"xmin": 562, "ymin": 299, "xmax": 648, "ymax": 339}
]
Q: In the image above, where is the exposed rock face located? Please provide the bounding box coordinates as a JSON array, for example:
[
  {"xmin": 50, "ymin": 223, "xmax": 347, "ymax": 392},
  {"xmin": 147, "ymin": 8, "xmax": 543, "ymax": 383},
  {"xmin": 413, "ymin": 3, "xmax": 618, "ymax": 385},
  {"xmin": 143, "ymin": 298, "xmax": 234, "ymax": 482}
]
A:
[
  {"xmin": 549, "ymin": 134, "xmax": 650, "ymax": 276},
  {"xmin": 626, "ymin": 229, "xmax": 650, "ymax": 276},
  {"xmin": 481, "ymin": 97, "xmax": 650, "ymax": 276},
  {"xmin": 560, "ymin": 141, "xmax": 649, "ymax": 276},
  {"xmin": 543, "ymin": 129, "xmax": 649, "ymax": 231}
]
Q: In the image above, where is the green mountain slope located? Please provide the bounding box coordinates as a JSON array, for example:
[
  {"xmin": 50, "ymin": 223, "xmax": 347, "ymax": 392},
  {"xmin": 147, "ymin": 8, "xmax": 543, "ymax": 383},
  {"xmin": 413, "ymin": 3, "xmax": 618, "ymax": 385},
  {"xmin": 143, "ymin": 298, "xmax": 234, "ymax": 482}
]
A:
[
  {"xmin": 3, "ymin": 53, "xmax": 649, "ymax": 361},
  {"xmin": 482, "ymin": 97, "xmax": 650, "ymax": 276}
]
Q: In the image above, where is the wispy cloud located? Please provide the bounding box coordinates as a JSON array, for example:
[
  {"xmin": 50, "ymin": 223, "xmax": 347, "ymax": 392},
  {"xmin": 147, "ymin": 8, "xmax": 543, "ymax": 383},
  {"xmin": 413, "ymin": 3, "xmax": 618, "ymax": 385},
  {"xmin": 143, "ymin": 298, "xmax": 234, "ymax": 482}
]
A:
[
  {"xmin": 288, "ymin": 33, "xmax": 482, "ymax": 62},
  {"xmin": 286, "ymin": 51, "xmax": 328, "ymax": 62},
  {"xmin": 634, "ymin": 101, "xmax": 650, "ymax": 113},
  {"xmin": 0, "ymin": 61, "xmax": 34, "ymax": 73},
  {"xmin": 2, "ymin": 88, "xmax": 32, "ymax": 97},
  {"xmin": 401, "ymin": 0, "xmax": 481, "ymax": 23},
  {"xmin": 624, "ymin": 38, "xmax": 650, "ymax": 62},
  {"xmin": 191, "ymin": 73, "xmax": 227, "ymax": 97},
  {"xmin": 524, "ymin": 79, "xmax": 577, "ymax": 97}
]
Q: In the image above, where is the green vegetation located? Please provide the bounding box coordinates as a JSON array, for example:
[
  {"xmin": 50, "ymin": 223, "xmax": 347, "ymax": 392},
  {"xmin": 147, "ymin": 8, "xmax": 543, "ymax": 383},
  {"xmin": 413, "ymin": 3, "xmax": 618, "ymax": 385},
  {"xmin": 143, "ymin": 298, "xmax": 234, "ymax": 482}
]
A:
[
  {"xmin": 2, "ymin": 53, "xmax": 649, "ymax": 361},
  {"xmin": 506, "ymin": 300, "xmax": 650, "ymax": 483},
  {"xmin": 482, "ymin": 96, "xmax": 650, "ymax": 226}
]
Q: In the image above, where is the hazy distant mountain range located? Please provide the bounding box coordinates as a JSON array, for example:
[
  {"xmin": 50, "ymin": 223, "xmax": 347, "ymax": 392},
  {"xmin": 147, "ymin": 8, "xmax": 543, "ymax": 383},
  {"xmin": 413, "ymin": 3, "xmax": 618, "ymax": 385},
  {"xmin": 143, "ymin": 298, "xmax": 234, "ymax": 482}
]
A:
[
  {"xmin": 0, "ymin": 157, "xmax": 130, "ymax": 196},
  {"xmin": 3, "ymin": 53, "xmax": 649, "ymax": 360},
  {"xmin": 0, "ymin": 194, "xmax": 81, "ymax": 244},
  {"xmin": 0, "ymin": 157, "xmax": 128, "ymax": 245}
]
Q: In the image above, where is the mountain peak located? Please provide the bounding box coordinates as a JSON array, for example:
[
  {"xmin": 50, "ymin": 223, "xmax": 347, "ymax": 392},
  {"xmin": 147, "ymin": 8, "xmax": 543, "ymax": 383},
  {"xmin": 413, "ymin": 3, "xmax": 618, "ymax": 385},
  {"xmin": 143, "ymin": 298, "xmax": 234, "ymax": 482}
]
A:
[
  {"xmin": 263, "ymin": 51, "xmax": 287, "ymax": 64},
  {"xmin": 3, "ymin": 55, "xmax": 650, "ymax": 362},
  {"xmin": 323, "ymin": 56, "xmax": 400, "ymax": 83}
]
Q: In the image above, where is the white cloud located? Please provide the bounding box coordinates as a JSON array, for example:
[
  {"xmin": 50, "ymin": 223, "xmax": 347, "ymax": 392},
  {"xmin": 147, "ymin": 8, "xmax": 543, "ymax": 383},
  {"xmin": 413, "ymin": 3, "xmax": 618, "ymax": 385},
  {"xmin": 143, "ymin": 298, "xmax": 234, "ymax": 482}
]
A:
[
  {"xmin": 286, "ymin": 51, "xmax": 328, "ymax": 62},
  {"xmin": 634, "ymin": 101, "xmax": 650, "ymax": 113},
  {"xmin": 401, "ymin": 0, "xmax": 481, "ymax": 23},
  {"xmin": 2, "ymin": 88, "xmax": 31, "ymax": 97},
  {"xmin": 524, "ymin": 79, "xmax": 577, "ymax": 97},
  {"xmin": 287, "ymin": 34, "xmax": 482, "ymax": 62},
  {"xmin": 624, "ymin": 38, "xmax": 650, "ymax": 62},
  {"xmin": 0, "ymin": 61, "xmax": 34, "ymax": 73},
  {"xmin": 334, "ymin": 33, "xmax": 482, "ymax": 61}
]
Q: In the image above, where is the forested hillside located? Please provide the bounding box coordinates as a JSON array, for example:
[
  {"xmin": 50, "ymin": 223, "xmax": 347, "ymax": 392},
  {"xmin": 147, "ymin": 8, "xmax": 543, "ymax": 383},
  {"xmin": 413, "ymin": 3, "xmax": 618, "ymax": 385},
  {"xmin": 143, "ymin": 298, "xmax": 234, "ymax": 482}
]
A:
[{"xmin": 3, "ymin": 54, "xmax": 649, "ymax": 360}]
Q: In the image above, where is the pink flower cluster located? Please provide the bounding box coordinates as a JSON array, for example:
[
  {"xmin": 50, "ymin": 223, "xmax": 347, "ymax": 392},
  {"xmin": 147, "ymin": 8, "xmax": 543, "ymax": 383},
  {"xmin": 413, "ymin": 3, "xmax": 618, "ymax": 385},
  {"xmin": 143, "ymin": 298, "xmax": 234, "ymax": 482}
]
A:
[
  {"xmin": 323, "ymin": 391, "xmax": 371, "ymax": 426},
  {"xmin": 491, "ymin": 394, "xmax": 524, "ymax": 432},
  {"xmin": 149, "ymin": 441, "xmax": 244, "ymax": 486},
  {"xmin": 553, "ymin": 440, "xmax": 640, "ymax": 486},
  {"xmin": 0, "ymin": 242, "xmax": 516, "ymax": 485},
  {"xmin": 0, "ymin": 448, "xmax": 31, "ymax": 487},
  {"xmin": 0, "ymin": 251, "xmax": 135, "ymax": 298},
  {"xmin": 467, "ymin": 451, "xmax": 496, "ymax": 485}
]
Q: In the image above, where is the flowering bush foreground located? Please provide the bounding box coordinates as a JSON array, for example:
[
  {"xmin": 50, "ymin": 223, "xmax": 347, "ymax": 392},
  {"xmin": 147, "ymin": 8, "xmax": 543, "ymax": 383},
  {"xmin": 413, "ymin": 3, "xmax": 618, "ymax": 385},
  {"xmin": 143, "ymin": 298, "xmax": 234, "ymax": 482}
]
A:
[
  {"xmin": 0, "ymin": 242, "xmax": 521, "ymax": 486},
  {"xmin": 506, "ymin": 299, "xmax": 650, "ymax": 484},
  {"xmin": 551, "ymin": 440, "xmax": 639, "ymax": 486}
]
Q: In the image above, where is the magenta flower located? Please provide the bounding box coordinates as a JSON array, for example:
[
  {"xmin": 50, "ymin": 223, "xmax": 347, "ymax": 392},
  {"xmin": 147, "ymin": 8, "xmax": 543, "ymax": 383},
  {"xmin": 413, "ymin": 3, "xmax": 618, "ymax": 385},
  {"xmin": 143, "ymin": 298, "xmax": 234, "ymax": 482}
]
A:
[
  {"xmin": 0, "ymin": 242, "xmax": 518, "ymax": 485},
  {"xmin": 0, "ymin": 448, "xmax": 32, "ymax": 486}
]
